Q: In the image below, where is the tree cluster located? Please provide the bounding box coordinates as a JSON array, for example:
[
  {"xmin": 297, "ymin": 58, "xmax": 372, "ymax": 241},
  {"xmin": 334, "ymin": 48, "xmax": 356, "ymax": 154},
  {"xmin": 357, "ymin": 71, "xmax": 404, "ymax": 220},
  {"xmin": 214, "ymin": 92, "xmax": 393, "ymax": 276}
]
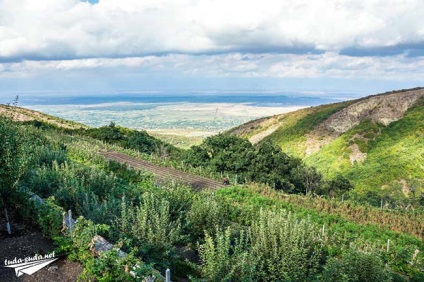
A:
[{"xmin": 185, "ymin": 134, "xmax": 353, "ymax": 196}]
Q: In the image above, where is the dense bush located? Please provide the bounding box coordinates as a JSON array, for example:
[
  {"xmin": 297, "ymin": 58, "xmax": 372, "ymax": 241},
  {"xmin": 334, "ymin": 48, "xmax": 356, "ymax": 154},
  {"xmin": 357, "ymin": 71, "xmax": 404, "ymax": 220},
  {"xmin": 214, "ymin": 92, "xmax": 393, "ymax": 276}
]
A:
[
  {"xmin": 118, "ymin": 193, "xmax": 182, "ymax": 247},
  {"xmin": 321, "ymin": 249, "xmax": 392, "ymax": 282},
  {"xmin": 199, "ymin": 227, "xmax": 254, "ymax": 281},
  {"xmin": 187, "ymin": 193, "xmax": 226, "ymax": 241},
  {"xmin": 198, "ymin": 209, "xmax": 324, "ymax": 281},
  {"xmin": 83, "ymin": 122, "xmax": 181, "ymax": 158},
  {"xmin": 184, "ymin": 134, "xmax": 351, "ymax": 197},
  {"xmin": 250, "ymin": 209, "xmax": 323, "ymax": 281}
]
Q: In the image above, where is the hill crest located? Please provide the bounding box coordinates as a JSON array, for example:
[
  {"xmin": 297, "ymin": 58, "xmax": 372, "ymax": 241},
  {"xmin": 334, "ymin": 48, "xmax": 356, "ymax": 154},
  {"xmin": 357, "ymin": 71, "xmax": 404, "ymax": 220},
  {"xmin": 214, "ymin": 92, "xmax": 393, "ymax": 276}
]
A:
[{"xmin": 229, "ymin": 88, "xmax": 424, "ymax": 194}]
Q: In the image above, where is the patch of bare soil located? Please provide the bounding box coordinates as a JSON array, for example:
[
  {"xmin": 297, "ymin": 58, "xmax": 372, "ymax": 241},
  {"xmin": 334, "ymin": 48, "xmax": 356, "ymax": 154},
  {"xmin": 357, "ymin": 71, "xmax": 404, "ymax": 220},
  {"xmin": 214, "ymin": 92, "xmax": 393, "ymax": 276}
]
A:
[
  {"xmin": 349, "ymin": 143, "xmax": 367, "ymax": 164},
  {"xmin": 249, "ymin": 124, "xmax": 280, "ymax": 144},
  {"xmin": 0, "ymin": 227, "xmax": 83, "ymax": 282},
  {"xmin": 304, "ymin": 133, "xmax": 337, "ymax": 156}
]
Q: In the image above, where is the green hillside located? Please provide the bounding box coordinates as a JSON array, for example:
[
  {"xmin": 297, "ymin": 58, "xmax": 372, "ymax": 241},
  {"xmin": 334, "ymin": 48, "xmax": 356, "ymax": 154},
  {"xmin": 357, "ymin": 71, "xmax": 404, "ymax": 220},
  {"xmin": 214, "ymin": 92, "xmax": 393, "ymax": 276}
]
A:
[
  {"xmin": 265, "ymin": 101, "xmax": 352, "ymax": 157},
  {"xmin": 231, "ymin": 89, "xmax": 424, "ymax": 205},
  {"xmin": 1, "ymin": 100, "xmax": 424, "ymax": 281},
  {"xmin": 306, "ymin": 97, "xmax": 424, "ymax": 194}
]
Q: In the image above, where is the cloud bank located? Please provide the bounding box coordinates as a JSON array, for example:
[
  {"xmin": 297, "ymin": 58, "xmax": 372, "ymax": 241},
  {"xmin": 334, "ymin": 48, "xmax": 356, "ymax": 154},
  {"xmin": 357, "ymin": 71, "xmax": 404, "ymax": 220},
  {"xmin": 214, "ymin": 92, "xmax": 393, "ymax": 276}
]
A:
[{"xmin": 0, "ymin": 0, "xmax": 423, "ymax": 92}]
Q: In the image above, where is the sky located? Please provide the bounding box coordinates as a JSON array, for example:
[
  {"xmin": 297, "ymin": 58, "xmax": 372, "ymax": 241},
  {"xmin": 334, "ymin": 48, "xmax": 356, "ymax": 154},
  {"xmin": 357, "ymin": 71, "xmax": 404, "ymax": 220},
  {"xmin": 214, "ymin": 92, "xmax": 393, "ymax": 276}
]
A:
[{"xmin": 0, "ymin": 0, "xmax": 423, "ymax": 97}]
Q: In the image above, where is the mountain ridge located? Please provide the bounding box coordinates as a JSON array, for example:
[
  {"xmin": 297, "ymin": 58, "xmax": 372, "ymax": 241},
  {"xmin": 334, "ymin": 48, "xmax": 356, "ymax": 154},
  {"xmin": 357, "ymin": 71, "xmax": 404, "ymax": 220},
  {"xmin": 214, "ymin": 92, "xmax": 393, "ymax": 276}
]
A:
[{"xmin": 229, "ymin": 88, "xmax": 424, "ymax": 198}]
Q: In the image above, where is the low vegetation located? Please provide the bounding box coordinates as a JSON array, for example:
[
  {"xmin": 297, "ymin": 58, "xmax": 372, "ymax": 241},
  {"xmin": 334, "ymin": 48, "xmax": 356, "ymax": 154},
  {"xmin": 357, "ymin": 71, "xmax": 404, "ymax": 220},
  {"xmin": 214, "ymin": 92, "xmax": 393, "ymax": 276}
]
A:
[
  {"xmin": 305, "ymin": 97, "xmax": 424, "ymax": 207},
  {"xmin": 1, "ymin": 101, "xmax": 423, "ymax": 281},
  {"xmin": 230, "ymin": 91, "xmax": 424, "ymax": 208}
]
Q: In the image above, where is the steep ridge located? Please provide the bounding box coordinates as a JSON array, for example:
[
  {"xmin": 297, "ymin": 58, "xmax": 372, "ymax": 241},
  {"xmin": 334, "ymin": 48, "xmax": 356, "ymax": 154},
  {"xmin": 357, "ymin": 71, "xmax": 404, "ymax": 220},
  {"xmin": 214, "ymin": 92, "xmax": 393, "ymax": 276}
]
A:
[
  {"xmin": 230, "ymin": 88, "xmax": 424, "ymax": 195},
  {"xmin": 305, "ymin": 88, "xmax": 424, "ymax": 155},
  {"xmin": 320, "ymin": 89, "xmax": 423, "ymax": 133}
]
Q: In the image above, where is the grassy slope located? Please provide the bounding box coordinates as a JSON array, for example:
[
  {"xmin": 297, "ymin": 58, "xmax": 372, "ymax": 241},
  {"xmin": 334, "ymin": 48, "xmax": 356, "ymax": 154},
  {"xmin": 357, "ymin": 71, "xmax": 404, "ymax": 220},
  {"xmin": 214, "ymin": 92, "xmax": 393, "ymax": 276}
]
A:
[
  {"xmin": 304, "ymin": 119, "xmax": 384, "ymax": 177},
  {"xmin": 263, "ymin": 101, "xmax": 352, "ymax": 157},
  {"xmin": 304, "ymin": 97, "xmax": 424, "ymax": 192},
  {"xmin": 236, "ymin": 94, "xmax": 423, "ymax": 193},
  {"xmin": 347, "ymin": 97, "xmax": 424, "ymax": 191},
  {"xmin": 0, "ymin": 104, "xmax": 88, "ymax": 129}
]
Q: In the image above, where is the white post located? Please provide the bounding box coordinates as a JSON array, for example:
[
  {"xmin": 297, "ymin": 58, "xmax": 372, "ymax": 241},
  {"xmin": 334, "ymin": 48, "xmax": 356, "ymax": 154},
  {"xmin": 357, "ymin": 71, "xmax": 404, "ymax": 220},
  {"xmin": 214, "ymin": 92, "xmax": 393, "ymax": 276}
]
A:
[
  {"xmin": 166, "ymin": 268, "xmax": 171, "ymax": 282},
  {"xmin": 5, "ymin": 208, "xmax": 11, "ymax": 235},
  {"xmin": 68, "ymin": 210, "xmax": 73, "ymax": 234},
  {"xmin": 387, "ymin": 239, "xmax": 390, "ymax": 253},
  {"xmin": 322, "ymin": 225, "xmax": 325, "ymax": 237}
]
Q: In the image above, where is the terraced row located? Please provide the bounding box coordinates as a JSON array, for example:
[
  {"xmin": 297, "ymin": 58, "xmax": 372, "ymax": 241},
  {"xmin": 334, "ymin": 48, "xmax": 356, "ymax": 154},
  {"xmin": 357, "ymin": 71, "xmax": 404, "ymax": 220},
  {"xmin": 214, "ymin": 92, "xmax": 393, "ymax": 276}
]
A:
[{"xmin": 101, "ymin": 151, "xmax": 223, "ymax": 190}]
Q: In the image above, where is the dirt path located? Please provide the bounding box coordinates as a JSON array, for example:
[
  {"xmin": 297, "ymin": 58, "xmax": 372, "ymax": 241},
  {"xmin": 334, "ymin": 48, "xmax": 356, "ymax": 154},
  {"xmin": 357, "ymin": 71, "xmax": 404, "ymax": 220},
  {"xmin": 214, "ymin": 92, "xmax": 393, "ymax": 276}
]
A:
[
  {"xmin": 101, "ymin": 151, "xmax": 223, "ymax": 190},
  {"xmin": 0, "ymin": 230, "xmax": 83, "ymax": 282}
]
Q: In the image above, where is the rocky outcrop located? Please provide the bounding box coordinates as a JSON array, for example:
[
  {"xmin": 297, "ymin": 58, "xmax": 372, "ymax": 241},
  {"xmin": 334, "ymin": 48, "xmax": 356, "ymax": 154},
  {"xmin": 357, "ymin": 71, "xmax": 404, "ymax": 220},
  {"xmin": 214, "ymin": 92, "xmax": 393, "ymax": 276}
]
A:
[
  {"xmin": 318, "ymin": 89, "xmax": 424, "ymax": 134},
  {"xmin": 303, "ymin": 88, "xmax": 424, "ymax": 156}
]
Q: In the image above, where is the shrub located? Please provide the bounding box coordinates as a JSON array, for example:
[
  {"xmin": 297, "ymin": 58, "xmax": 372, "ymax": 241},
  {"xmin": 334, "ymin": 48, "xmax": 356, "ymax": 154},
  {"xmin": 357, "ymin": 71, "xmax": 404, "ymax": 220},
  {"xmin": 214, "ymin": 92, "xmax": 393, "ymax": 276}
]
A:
[
  {"xmin": 187, "ymin": 192, "xmax": 226, "ymax": 241},
  {"xmin": 79, "ymin": 193, "xmax": 121, "ymax": 225},
  {"xmin": 198, "ymin": 227, "xmax": 256, "ymax": 282},
  {"xmin": 80, "ymin": 250, "xmax": 152, "ymax": 282},
  {"xmin": 250, "ymin": 209, "xmax": 323, "ymax": 281},
  {"xmin": 321, "ymin": 249, "xmax": 392, "ymax": 282},
  {"xmin": 118, "ymin": 193, "xmax": 182, "ymax": 250},
  {"xmin": 36, "ymin": 196, "xmax": 65, "ymax": 238}
]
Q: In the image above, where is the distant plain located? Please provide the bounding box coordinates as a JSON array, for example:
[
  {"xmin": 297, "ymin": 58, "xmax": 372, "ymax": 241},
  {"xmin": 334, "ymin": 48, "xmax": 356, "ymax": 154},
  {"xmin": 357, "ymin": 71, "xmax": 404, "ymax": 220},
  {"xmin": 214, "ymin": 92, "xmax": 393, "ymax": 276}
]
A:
[{"xmin": 1, "ymin": 93, "xmax": 342, "ymax": 147}]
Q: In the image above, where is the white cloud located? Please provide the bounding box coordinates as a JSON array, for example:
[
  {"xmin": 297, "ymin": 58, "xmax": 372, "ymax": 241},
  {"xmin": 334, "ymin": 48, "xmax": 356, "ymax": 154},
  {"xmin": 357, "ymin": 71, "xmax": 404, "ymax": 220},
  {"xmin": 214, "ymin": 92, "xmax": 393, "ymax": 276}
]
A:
[
  {"xmin": 2, "ymin": 52, "xmax": 424, "ymax": 81},
  {"xmin": 0, "ymin": 0, "xmax": 423, "ymax": 92},
  {"xmin": 1, "ymin": 0, "xmax": 424, "ymax": 60}
]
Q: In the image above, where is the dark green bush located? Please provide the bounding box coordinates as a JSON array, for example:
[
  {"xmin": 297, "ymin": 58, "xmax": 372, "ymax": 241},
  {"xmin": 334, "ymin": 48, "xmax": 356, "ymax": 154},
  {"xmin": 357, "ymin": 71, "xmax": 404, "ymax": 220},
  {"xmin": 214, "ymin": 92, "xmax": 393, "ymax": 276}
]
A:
[{"xmin": 321, "ymin": 249, "xmax": 392, "ymax": 282}]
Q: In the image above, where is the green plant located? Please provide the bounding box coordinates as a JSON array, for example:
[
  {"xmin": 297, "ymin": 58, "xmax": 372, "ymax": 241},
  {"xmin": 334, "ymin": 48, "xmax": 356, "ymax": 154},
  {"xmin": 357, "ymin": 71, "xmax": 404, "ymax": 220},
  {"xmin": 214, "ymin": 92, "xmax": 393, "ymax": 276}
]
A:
[
  {"xmin": 187, "ymin": 192, "xmax": 226, "ymax": 241},
  {"xmin": 198, "ymin": 227, "xmax": 256, "ymax": 282},
  {"xmin": 36, "ymin": 196, "xmax": 64, "ymax": 238},
  {"xmin": 119, "ymin": 193, "xmax": 182, "ymax": 245},
  {"xmin": 321, "ymin": 249, "xmax": 392, "ymax": 282},
  {"xmin": 0, "ymin": 115, "xmax": 36, "ymax": 234},
  {"xmin": 67, "ymin": 217, "xmax": 109, "ymax": 263},
  {"xmin": 250, "ymin": 209, "xmax": 323, "ymax": 281},
  {"xmin": 80, "ymin": 250, "xmax": 152, "ymax": 282}
]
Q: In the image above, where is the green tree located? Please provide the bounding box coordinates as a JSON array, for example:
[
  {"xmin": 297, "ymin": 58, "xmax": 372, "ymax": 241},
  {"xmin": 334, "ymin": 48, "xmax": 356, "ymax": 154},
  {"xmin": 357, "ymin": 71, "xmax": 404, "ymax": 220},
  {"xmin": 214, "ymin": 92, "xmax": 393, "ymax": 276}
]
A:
[
  {"xmin": 184, "ymin": 145, "xmax": 210, "ymax": 167},
  {"xmin": 248, "ymin": 141, "xmax": 300, "ymax": 189},
  {"xmin": 290, "ymin": 165, "xmax": 323, "ymax": 194},
  {"xmin": 325, "ymin": 173, "xmax": 354, "ymax": 197},
  {"xmin": 204, "ymin": 134, "xmax": 253, "ymax": 173}
]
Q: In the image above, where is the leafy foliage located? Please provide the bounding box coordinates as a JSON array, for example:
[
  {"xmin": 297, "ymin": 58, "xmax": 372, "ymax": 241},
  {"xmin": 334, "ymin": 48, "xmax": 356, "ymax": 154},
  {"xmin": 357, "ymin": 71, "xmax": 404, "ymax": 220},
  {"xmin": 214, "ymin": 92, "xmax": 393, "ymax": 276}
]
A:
[
  {"xmin": 84, "ymin": 122, "xmax": 181, "ymax": 158},
  {"xmin": 250, "ymin": 209, "xmax": 323, "ymax": 281},
  {"xmin": 0, "ymin": 115, "xmax": 36, "ymax": 207},
  {"xmin": 321, "ymin": 249, "xmax": 392, "ymax": 282},
  {"xmin": 118, "ymin": 193, "xmax": 182, "ymax": 247},
  {"xmin": 2, "ymin": 104, "xmax": 423, "ymax": 281},
  {"xmin": 199, "ymin": 227, "xmax": 254, "ymax": 282}
]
